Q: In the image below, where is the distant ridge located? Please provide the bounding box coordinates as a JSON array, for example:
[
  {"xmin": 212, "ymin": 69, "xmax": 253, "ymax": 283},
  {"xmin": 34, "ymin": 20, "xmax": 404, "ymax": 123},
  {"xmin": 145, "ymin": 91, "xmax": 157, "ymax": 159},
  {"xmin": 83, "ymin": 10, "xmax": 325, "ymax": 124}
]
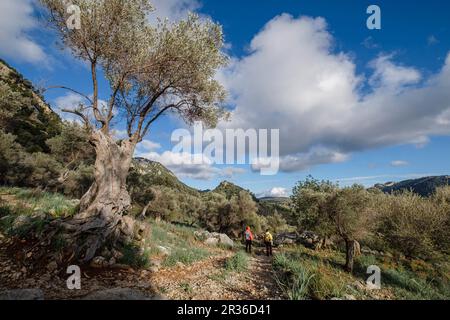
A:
[{"xmin": 373, "ymin": 175, "xmax": 450, "ymax": 197}]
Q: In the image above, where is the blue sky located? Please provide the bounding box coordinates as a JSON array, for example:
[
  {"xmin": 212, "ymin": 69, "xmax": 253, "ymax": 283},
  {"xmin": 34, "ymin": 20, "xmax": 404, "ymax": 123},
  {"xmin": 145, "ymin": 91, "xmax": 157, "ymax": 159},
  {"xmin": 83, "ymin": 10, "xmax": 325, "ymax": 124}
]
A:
[{"xmin": 1, "ymin": 0, "xmax": 450, "ymax": 197}]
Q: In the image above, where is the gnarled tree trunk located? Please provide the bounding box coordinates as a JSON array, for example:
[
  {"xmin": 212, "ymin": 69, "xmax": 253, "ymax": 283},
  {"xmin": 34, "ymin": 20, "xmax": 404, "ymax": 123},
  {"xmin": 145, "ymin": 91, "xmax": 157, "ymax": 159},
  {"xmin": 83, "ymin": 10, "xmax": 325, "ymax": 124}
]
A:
[
  {"xmin": 65, "ymin": 131, "xmax": 137, "ymax": 262},
  {"xmin": 344, "ymin": 239, "xmax": 361, "ymax": 273}
]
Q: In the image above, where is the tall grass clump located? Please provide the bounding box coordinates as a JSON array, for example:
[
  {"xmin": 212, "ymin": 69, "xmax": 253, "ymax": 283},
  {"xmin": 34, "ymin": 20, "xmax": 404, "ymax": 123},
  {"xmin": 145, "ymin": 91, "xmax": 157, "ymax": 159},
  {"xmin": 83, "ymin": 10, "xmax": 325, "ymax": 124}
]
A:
[
  {"xmin": 163, "ymin": 247, "xmax": 209, "ymax": 267},
  {"xmin": 273, "ymin": 253, "xmax": 314, "ymax": 300},
  {"xmin": 225, "ymin": 251, "xmax": 248, "ymax": 272}
]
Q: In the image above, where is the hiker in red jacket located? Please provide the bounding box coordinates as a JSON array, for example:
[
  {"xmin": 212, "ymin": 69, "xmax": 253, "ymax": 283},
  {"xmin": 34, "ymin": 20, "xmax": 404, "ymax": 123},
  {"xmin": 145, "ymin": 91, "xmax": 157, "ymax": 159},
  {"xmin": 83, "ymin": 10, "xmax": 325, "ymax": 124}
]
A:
[{"xmin": 244, "ymin": 226, "xmax": 253, "ymax": 253}]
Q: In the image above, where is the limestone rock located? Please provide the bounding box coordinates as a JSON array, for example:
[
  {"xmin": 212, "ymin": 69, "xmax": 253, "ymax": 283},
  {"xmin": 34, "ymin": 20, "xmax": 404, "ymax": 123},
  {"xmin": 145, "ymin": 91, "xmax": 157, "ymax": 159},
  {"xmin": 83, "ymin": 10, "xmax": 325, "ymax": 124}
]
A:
[{"xmin": 0, "ymin": 289, "xmax": 44, "ymax": 300}]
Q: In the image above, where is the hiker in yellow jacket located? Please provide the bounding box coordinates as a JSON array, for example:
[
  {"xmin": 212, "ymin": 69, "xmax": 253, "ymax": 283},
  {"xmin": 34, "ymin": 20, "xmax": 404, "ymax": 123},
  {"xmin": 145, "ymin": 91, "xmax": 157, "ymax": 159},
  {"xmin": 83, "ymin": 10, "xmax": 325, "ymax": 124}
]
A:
[{"xmin": 264, "ymin": 229, "xmax": 273, "ymax": 257}]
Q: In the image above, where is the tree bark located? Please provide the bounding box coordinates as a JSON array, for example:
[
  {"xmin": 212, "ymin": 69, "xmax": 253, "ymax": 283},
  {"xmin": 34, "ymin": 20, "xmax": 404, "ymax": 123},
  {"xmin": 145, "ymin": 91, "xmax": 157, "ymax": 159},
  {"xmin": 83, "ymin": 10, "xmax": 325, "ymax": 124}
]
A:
[
  {"xmin": 345, "ymin": 239, "xmax": 356, "ymax": 273},
  {"xmin": 65, "ymin": 130, "xmax": 137, "ymax": 262}
]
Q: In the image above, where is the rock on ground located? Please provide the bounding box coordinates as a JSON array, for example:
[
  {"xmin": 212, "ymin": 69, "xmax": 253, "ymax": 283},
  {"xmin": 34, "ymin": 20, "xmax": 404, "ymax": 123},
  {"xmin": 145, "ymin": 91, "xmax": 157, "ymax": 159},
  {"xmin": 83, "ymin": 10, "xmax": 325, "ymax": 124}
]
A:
[
  {"xmin": 82, "ymin": 288, "xmax": 165, "ymax": 300},
  {"xmin": 0, "ymin": 289, "xmax": 44, "ymax": 300},
  {"xmin": 195, "ymin": 230, "xmax": 234, "ymax": 248}
]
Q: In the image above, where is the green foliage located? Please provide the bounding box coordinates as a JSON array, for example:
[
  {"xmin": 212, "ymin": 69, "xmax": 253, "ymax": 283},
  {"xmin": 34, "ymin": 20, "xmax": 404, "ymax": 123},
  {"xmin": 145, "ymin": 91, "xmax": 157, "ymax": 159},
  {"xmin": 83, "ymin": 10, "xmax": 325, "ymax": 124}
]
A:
[
  {"xmin": 163, "ymin": 246, "xmax": 210, "ymax": 267},
  {"xmin": 4, "ymin": 187, "xmax": 77, "ymax": 218},
  {"xmin": 291, "ymin": 176, "xmax": 338, "ymax": 238},
  {"xmin": 291, "ymin": 176, "xmax": 373, "ymax": 254},
  {"xmin": 224, "ymin": 251, "xmax": 249, "ymax": 272},
  {"xmin": 374, "ymin": 189, "xmax": 450, "ymax": 259},
  {"xmin": 383, "ymin": 268, "xmax": 449, "ymax": 300},
  {"xmin": 273, "ymin": 253, "xmax": 315, "ymax": 300},
  {"xmin": 199, "ymin": 190, "xmax": 262, "ymax": 237},
  {"xmin": 0, "ymin": 62, "xmax": 61, "ymax": 153},
  {"xmin": 213, "ymin": 181, "xmax": 257, "ymax": 201},
  {"xmin": 139, "ymin": 219, "xmax": 211, "ymax": 267},
  {"xmin": 119, "ymin": 243, "xmax": 150, "ymax": 268},
  {"xmin": 266, "ymin": 210, "xmax": 291, "ymax": 234}
]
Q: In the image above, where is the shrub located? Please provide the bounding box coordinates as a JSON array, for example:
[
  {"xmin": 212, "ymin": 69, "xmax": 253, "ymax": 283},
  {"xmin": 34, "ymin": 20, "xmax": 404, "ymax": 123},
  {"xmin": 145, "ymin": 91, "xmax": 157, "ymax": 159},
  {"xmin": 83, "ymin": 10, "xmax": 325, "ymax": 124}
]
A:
[
  {"xmin": 374, "ymin": 191, "xmax": 448, "ymax": 259},
  {"xmin": 225, "ymin": 251, "xmax": 249, "ymax": 272}
]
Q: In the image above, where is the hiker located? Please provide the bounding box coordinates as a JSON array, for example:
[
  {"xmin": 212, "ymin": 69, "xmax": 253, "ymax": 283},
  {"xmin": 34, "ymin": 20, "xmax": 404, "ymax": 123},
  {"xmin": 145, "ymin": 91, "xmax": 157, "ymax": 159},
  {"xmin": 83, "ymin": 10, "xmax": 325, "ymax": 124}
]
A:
[
  {"xmin": 264, "ymin": 229, "xmax": 273, "ymax": 257},
  {"xmin": 244, "ymin": 226, "xmax": 253, "ymax": 253}
]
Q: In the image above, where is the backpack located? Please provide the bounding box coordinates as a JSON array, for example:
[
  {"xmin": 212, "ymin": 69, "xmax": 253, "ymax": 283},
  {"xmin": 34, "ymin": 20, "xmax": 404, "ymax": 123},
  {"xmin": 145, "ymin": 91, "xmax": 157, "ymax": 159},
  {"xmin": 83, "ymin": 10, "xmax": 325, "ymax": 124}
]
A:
[
  {"xmin": 264, "ymin": 232, "xmax": 273, "ymax": 243},
  {"xmin": 245, "ymin": 230, "xmax": 252, "ymax": 240}
]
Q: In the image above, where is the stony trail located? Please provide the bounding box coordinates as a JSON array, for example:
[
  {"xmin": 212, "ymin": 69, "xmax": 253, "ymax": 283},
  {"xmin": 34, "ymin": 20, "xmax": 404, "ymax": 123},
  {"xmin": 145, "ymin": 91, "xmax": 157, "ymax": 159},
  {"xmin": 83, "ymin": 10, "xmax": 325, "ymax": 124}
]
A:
[{"xmin": 150, "ymin": 248, "xmax": 284, "ymax": 300}]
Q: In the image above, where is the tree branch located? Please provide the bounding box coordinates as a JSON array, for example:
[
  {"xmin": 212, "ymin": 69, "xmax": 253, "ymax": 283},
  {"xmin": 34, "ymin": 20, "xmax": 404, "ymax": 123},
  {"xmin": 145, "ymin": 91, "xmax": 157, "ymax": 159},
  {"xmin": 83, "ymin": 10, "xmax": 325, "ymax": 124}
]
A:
[
  {"xmin": 45, "ymin": 86, "xmax": 93, "ymax": 104},
  {"xmin": 61, "ymin": 108, "xmax": 91, "ymax": 129},
  {"xmin": 140, "ymin": 101, "xmax": 183, "ymax": 140},
  {"xmin": 90, "ymin": 61, "xmax": 106, "ymax": 127}
]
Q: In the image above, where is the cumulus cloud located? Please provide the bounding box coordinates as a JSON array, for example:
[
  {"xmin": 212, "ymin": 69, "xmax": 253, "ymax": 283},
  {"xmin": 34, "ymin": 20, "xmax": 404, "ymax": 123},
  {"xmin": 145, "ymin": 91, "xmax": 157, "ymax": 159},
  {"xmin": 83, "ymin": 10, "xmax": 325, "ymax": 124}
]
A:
[
  {"xmin": 257, "ymin": 187, "xmax": 289, "ymax": 198},
  {"xmin": 390, "ymin": 160, "xmax": 409, "ymax": 167},
  {"xmin": 0, "ymin": 0, "xmax": 47, "ymax": 64},
  {"xmin": 140, "ymin": 139, "xmax": 162, "ymax": 151},
  {"xmin": 220, "ymin": 14, "xmax": 450, "ymax": 172},
  {"xmin": 136, "ymin": 149, "xmax": 245, "ymax": 180}
]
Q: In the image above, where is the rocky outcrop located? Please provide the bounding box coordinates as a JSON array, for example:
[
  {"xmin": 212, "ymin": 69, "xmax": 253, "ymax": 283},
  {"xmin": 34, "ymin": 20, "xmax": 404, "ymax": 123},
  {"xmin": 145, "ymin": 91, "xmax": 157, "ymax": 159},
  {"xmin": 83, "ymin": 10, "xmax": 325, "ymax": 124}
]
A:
[
  {"xmin": 194, "ymin": 230, "xmax": 234, "ymax": 248},
  {"xmin": 274, "ymin": 231, "xmax": 333, "ymax": 250}
]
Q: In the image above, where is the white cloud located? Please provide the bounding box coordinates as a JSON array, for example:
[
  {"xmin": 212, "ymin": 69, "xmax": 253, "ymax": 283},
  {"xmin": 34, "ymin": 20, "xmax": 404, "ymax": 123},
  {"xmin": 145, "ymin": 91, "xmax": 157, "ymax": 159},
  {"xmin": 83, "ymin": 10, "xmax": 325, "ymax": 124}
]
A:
[
  {"xmin": 221, "ymin": 167, "xmax": 246, "ymax": 178},
  {"xmin": 137, "ymin": 150, "xmax": 245, "ymax": 180},
  {"xmin": 368, "ymin": 54, "xmax": 421, "ymax": 89},
  {"xmin": 149, "ymin": 0, "xmax": 201, "ymax": 22},
  {"xmin": 54, "ymin": 93, "xmax": 86, "ymax": 123},
  {"xmin": 0, "ymin": 0, "xmax": 47, "ymax": 64},
  {"xmin": 257, "ymin": 187, "xmax": 289, "ymax": 198},
  {"xmin": 54, "ymin": 92, "xmax": 107, "ymax": 124},
  {"xmin": 220, "ymin": 14, "xmax": 450, "ymax": 172},
  {"xmin": 390, "ymin": 160, "xmax": 409, "ymax": 167},
  {"xmin": 141, "ymin": 139, "xmax": 162, "ymax": 151}
]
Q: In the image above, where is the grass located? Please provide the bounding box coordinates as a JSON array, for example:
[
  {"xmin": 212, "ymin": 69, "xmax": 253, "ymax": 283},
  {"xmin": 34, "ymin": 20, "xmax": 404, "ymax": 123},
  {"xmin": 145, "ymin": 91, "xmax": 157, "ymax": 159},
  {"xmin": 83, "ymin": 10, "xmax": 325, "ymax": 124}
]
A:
[
  {"xmin": 272, "ymin": 246, "xmax": 367, "ymax": 300},
  {"xmin": 272, "ymin": 244, "xmax": 450, "ymax": 300},
  {"xmin": 273, "ymin": 253, "xmax": 315, "ymax": 300},
  {"xmin": 140, "ymin": 219, "xmax": 212, "ymax": 268},
  {"xmin": 353, "ymin": 252, "xmax": 450, "ymax": 300},
  {"xmin": 224, "ymin": 251, "xmax": 249, "ymax": 272},
  {"xmin": 163, "ymin": 247, "xmax": 210, "ymax": 267},
  {"xmin": 0, "ymin": 187, "xmax": 78, "ymax": 218},
  {"xmin": 119, "ymin": 242, "xmax": 151, "ymax": 268},
  {"xmin": 0, "ymin": 187, "xmax": 78, "ymax": 239}
]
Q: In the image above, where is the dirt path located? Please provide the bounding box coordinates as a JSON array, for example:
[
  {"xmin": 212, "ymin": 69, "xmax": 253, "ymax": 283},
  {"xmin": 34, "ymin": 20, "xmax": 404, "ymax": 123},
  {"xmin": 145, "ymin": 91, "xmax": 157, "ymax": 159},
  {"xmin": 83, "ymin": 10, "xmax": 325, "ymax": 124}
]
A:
[{"xmin": 150, "ymin": 248, "xmax": 284, "ymax": 300}]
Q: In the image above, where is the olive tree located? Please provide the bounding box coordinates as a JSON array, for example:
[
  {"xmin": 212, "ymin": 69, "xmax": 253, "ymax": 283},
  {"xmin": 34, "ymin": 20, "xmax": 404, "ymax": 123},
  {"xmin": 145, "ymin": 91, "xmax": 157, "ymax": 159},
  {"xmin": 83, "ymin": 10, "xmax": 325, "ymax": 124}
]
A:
[
  {"xmin": 40, "ymin": 0, "xmax": 228, "ymax": 261},
  {"xmin": 325, "ymin": 185, "xmax": 373, "ymax": 272},
  {"xmin": 292, "ymin": 177, "xmax": 372, "ymax": 273}
]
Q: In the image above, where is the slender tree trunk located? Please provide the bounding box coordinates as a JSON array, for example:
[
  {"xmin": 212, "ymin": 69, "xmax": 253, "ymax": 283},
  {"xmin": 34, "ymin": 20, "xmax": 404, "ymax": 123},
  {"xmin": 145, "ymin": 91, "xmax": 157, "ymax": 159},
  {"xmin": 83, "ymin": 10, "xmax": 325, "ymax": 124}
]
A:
[
  {"xmin": 345, "ymin": 239, "xmax": 356, "ymax": 273},
  {"xmin": 66, "ymin": 130, "xmax": 137, "ymax": 262}
]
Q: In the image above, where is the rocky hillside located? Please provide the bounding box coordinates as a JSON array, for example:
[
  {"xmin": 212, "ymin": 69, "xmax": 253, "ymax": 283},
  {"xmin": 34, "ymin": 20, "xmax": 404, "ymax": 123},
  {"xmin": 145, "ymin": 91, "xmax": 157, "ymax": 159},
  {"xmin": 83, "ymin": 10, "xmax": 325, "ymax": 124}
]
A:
[
  {"xmin": 0, "ymin": 59, "xmax": 61, "ymax": 153},
  {"xmin": 213, "ymin": 180, "xmax": 258, "ymax": 201},
  {"xmin": 129, "ymin": 157, "xmax": 200, "ymax": 196},
  {"xmin": 374, "ymin": 175, "xmax": 450, "ymax": 197}
]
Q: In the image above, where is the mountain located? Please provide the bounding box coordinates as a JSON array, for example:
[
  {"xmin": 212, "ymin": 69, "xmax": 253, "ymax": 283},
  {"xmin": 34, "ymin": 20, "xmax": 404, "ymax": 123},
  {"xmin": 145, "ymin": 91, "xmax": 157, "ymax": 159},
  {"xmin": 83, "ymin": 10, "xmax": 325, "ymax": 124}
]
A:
[
  {"xmin": 0, "ymin": 59, "xmax": 61, "ymax": 153},
  {"xmin": 130, "ymin": 157, "xmax": 199, "ymax": 196},
  {"xmin": 259, "ymin": 196, "xmax": 290, "ymax": 203},
  {"xmin": 374, "ymin": 175, "xmax": 450, "ymax": 197},
  {"xmin": 213, "ymin": 180, "xmax": 258, "ymax": 201}
]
